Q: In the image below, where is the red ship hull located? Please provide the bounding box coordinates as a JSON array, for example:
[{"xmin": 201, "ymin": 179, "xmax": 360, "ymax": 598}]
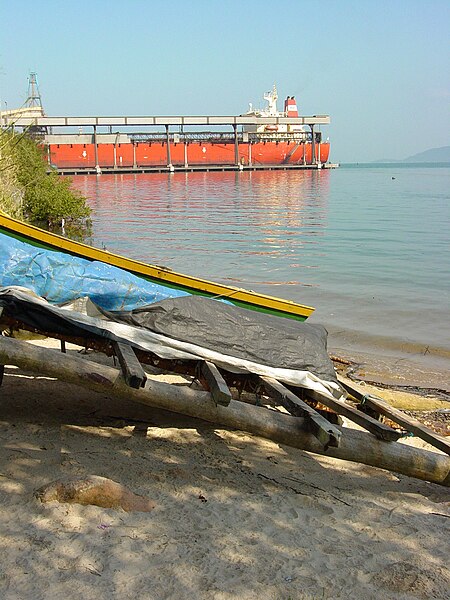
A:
[{"xmin": 48, "ymin": 141, "xmax": 330, "ymax": 169}]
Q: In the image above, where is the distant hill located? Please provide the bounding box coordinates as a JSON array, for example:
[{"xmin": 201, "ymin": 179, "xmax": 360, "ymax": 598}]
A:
[
  {"xmin": 403, "ymin": 146, "xmax": 450, "ymax": 163},
  {"xmin": 373, "ymin": 146, "xmax": 450, "ymax": 164}
]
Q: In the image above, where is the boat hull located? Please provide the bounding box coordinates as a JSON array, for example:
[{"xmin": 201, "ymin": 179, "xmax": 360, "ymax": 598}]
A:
[
  {"xmin": 0, "ymin": 212, "xmax": 314, "ymax": 321},
  {"xmin": 47, "ymin": 141, "xmax": 330, "ymax": 169}
]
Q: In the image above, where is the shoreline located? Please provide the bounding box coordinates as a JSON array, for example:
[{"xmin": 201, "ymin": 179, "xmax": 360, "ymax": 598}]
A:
[
  {"xmin": 307, "ymin": 308, "xmax": 450, "ymax": 389},
  {"xmin": 329, "ymin": 343, "xmax": 450, "ymax": 395}
]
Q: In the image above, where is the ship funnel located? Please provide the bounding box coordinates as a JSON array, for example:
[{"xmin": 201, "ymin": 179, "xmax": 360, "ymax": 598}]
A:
[{"xmin": 284, "ymin": 96, "xmax": 298, "ymax": 117}]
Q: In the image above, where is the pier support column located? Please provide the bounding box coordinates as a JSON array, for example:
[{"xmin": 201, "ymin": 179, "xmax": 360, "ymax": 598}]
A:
[
  {"xmin": 133, "ymin": 142, "xmax": 137, "ymax": 169},
  {"xmin": 184, "ymin": 143, "xmax": 188, "ymax": 168},
  {"xmin": 310, "ymin": 124, "xmax": 316, "ymax": 165},
  {"xmin": 233, "ymin": 124, "xmax": 239, "ymax": 166},
  {"xmin": 113, "ymin": 132, "xmax": 120, "ymax": 169},
  {"xmin": 165, "ymin": 125, "xmax": 172, "ymax": 168},
  {"xmin": 93, "ymin": 125, "xmax": 100, "ymax": 173},
  {"xmin": 248, "ymin": 142, "xmax": 252, "ymax": 167}
]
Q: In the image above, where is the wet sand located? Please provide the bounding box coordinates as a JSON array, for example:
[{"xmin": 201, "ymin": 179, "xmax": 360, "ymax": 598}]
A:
[{"xmin": 328, "ymin": 337, "xmax": 450, "ymax": 394}]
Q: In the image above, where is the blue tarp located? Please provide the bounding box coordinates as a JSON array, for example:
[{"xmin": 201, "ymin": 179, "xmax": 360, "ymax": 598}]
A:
[{"xmin": 0, "ymin": 231, "xmax": 189, "ymax": 310}]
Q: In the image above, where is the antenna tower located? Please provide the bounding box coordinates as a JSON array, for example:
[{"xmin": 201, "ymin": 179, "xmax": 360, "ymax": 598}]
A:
[{"xmin": 25, "ymin": 72, "xmax": 43, "ymax": 108}]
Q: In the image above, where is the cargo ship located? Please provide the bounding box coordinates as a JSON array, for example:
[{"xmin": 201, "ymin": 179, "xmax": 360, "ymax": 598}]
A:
[{"xmin": 44, "ymin": 86, "xmax": 330, "ymax": 171}]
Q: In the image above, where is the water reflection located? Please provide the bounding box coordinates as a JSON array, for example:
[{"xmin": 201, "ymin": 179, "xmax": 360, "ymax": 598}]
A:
[{"xmin": 72, "ymin": 170, "xmax": 330, "ymax": 288}]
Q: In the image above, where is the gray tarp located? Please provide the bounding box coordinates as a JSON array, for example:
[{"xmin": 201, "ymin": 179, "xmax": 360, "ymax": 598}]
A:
[
  {"xmin": 107, "ymin": 295, "xmax": 337, "ymax": 383},
  {"xmin": 0, "ymin": 287, "xmax": 342, "ymax": 399}
]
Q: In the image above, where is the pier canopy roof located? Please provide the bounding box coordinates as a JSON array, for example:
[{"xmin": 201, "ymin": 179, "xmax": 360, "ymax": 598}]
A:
[{"xmin": 2, "ymin": 114, "xmax": 330, "ymax": 128}]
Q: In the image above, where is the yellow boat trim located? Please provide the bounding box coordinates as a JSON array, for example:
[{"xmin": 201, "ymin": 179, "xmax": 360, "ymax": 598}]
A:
[{"xmin": 0, "ymin": 213, "xmax": 315, "ymax": 319}]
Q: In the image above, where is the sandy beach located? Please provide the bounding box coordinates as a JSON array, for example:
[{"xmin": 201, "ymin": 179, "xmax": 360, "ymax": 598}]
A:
[{"xmin": 0, "ymin": 339, "xmax": 449, "ymax": 600}]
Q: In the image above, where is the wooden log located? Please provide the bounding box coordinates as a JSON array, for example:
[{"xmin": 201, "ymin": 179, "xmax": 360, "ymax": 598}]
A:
[
  {"xmin": 0, "ymin": 335, "xmax": 449, "ymax": 487},
  {"xmin": 0, "ymin": 308, "xmax": 4, "ymax": 387},
  {"xmin": 113, "ymin": 341, "xmax": 147, "ymax": 389},
  {"xmin": 305, "ymin": 388, "xmax": 401, "ymax": 442},
  {"xmin": 260, "ymin": 376, "xmax": 341, "ymax": 448},
  {"xmin": 338, "ymin": 376, "xmax": 450, "ymax": 456},
  {"xmin": 200, "ymin": 361, "xmax": 232, "ymax": 406}
]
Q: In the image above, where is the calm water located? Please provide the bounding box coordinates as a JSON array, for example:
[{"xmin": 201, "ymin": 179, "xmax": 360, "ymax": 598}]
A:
[{"xmin": 71, "ymin": 165, "xmax": 450, "ymax": 371}]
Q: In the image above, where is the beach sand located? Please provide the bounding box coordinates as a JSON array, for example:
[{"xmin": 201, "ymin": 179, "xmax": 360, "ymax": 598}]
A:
[{"xmin": 0, "ymin": 339, "xmax": 449, "ymax": 600}]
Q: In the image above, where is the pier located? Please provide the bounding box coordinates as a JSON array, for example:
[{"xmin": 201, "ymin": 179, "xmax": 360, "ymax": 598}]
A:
[
  {"xmin": 55, "ymin": 163, "xmax": 339, "ymax": 176},
  {"xmin": 3, "ymin": 113, "xmax": 334, "ymax": 173}
]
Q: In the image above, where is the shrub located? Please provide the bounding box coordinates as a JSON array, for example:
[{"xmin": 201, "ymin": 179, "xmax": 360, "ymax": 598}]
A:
[
  {"xmin": 0, "ymin": 130, "xmax": 91, "ymax": 231},
  {"xmin": 23, "ymin": 170, "xmax": 91, "ymax": 225}
]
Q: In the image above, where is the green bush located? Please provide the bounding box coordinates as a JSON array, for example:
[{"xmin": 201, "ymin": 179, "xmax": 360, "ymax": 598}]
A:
[
  {"xmin": 0, "ymin": 130, "xmax": 91, "ymax": 232},
  {"xmin": 23, "ymin": 170, "xmax": 91, "ymax": 224}
]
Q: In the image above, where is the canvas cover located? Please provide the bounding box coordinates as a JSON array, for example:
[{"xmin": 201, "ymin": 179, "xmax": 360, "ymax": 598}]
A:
[
  {"xmin": 106, "ymin": 295, "xmax": 337, "ymax": 383},
  {"xmin": 0, "ymin": 287, "xmax": 341, "ymax": 399},
  {"xmin": 0, "ymin": 231, "xmax": 188, "ymax": 310}
]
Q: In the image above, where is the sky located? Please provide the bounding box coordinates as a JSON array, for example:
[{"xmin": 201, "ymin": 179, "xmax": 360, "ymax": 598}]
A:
[{"xmin": 1, "ymin": 0, "xmax": 449, "ymax": 162}]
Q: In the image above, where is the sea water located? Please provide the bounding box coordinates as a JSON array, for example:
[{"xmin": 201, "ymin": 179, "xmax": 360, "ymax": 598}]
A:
[{"xmin": 71, "ymin": 165, "xmax": 450, "ymax": 378}]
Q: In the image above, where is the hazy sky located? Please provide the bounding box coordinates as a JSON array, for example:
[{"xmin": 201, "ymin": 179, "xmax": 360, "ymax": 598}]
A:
[{"xmin": 1, "ymin": 0, "xmax": 449, "ymax": 162}]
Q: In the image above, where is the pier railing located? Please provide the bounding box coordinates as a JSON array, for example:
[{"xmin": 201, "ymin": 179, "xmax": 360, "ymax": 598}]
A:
[{"xmin": 129, "ymin": 131, "xmax": 320, "ymax": 144}]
